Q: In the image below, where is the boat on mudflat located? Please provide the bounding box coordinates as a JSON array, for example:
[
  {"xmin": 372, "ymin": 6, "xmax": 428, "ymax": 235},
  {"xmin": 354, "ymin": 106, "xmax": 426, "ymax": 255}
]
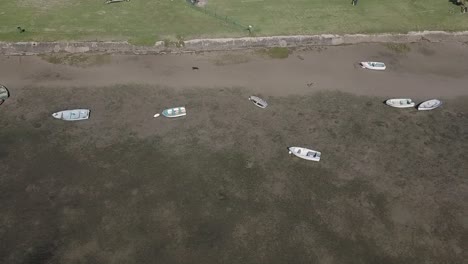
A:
[
  {"xmin": 52, "ymin": 109, "xmax": 90, "ymax": 121},
  {"xmin": 249, "ymin": 96, "xmax": 268, "ymax": 109},
  {"xmin": 417, "ymin": 99, "xmax": 442, "ymax": 111},
  {"xmin": 162, "ymin": 107, "xmax": 186, "ymax": 118},
  {"xmin": 0, "ymin": 84, "xmax": 9, "ymax": 105},
  {"xmin": 288, "ymin": 147, "xmax": 321, "ymax": 162},
  {"xmin": 385, "ymin": 98, "xmax": 415, "ymax": 108},
  {"xmin": 360, "ymin": 62, "xmax": 386, "ymax": 71}
]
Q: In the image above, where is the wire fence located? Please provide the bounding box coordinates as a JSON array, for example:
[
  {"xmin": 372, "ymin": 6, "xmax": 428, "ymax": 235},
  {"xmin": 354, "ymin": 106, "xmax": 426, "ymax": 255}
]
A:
[{"xmin": 185, "ymin": 0, "xmax": 251, "ymax": 33}]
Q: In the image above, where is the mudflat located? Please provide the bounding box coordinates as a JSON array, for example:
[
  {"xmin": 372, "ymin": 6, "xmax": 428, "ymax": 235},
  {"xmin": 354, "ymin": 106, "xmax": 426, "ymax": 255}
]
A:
[{"xmin": 0, "ymin": 42, "xmax": 467, "ymax": 264}]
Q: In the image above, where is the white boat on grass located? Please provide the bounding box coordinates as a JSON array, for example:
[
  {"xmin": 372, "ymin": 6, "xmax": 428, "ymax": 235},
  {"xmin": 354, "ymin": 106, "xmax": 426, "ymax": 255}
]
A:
[
  {"xmin": 360, "ymin": 62, "xmax": 386, "ymax": 71},
  {"xmin": 288, "ymin": 147, "xmax": 321, "ymax": 162},
  {"xmin": 52, "ymin": 109, "xmax": 90, "ymax": 121},
  {"xmin": 162, "ymin": 107, "xmax": 186, "ymax": 118},
  {"xmin": 249, "ymin": 96, "xmax": 268, "ymax": 109},
  {"xmin": 417, "ymin": 99, "xmax": 442, "ymax": 111},
  {"xmin": 385, "ymin": 99, "xmax": 415, "ymax": 108}
]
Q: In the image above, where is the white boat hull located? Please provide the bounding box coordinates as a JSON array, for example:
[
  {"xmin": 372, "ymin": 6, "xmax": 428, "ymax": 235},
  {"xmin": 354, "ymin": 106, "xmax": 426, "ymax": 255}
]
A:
[
  {"xmin": 288, "ymin": 147, "xmax": 321, "ymax": 162},
  {"xmin": 52, "ymin": 109, "xmax": 90, "ymax": 121},
  {"xmin": 249, "ymin": 96, "xmax": 268, "ymax": 108},
  {"xmin": 360, "ymin": 61, "xmax": 386, "ymax": 71},
  {"xmin": 162, "ymin": 107, "xmax": 186, "ymax": 118},
  {"xmin": 0, "ymin": 84, "xmax": 9, "ymax": 100},
  {"xmin": 418, "ymin": 99, "xmax": 442, "ymax": 111},
  {"xmin": 385, "ymin": 99, "xmax": 415, "ymax": 108}
]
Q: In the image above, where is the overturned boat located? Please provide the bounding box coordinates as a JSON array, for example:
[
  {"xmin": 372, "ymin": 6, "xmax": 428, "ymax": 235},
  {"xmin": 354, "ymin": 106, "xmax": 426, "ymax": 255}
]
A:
[
  {"xmin": 360, "ymin": 62, "xmax": 386, "ymax": 71},
  {"xmin": 417, "ymin": 99, "xmax": 442, "ymax": 111},
  {"xmin": 162, "ymin": 107, "xmax": 186, "ymax": 118},
  {"xmin": 288, "ymin": 147, "xmax": 321, "ymax": 162},
  {"xmin": 52, "ymin": 109, "xmax": 90, "ymax": 121},
  {"xmin": 385, "ymin": 98, "xmax": 415, "ymax": 108}
]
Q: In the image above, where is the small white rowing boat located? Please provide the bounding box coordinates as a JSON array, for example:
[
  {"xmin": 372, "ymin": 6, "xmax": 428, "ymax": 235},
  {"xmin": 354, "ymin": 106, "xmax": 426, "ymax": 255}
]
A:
[
  {"xmin": 162, "ymin": 107, "xmax": 186, "ymax": 118},
  {"xmin": 288, "ymin": 147, "xmax": 321, "ymax": 162},
  {"xmin": 360, "ymin": 61, "xmax": 386, "ymax": 71},
  {"xmin": 249, "ymin": 96, "xmax": 268, "ymax": 109},
  {"xmin": 417, "ymin": 99, "xmax": 442, "ymax": 111},
  {"xmin": 385, "ymin": 98, "xmax": 415, "ymax": 108},
  {"xmin": 0, "ymin": 84, "xmax": 9, "ymax": 101},
  {"xmin": 52, "ymin": 109, "xmax": 90, "ymax": 121}
]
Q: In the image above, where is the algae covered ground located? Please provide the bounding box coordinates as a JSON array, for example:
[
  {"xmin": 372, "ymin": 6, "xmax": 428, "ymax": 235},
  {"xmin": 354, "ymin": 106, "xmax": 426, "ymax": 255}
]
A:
[{"xmin": 1, "ymin": 84, "xmax": 467, "ymax": 264}]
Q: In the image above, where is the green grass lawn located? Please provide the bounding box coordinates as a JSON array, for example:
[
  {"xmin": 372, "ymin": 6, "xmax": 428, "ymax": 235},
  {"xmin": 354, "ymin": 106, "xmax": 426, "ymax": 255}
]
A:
[{"xmin": 0, "ymin": 0, "xmax": 466, "ymax": 44}]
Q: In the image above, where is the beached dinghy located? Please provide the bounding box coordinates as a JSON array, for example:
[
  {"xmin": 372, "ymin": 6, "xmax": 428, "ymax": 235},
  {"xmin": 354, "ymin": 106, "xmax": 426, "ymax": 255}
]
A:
[
  {"xmin": 360, "ymin": 62, "xmax": 386, "ymax": 71},
  {"xmin": 288, "ymin": 147, "xmax": 321, "ymax": 162},
  {"xmin": 52, "ymin": 109, "xmax": 90, "ymax": 121},
  {"xmin": 0, "ymin": 84, "xmax": 9, "ymax": 105},
  {"xmin": 417, "ymin": 99, "xmax": 442, "ymax": 111},
  {"xmin": 0, "ymin": 84, "xmax": 9, "ymax": 100},
  {"xmin": 162, "ymin": 107, "xmax": 186, "ymax": 118},
  {"xmin": 385, "ymin": 98, "xmax": 415, "ymax": 108},
  {"xmin": 249, "ymin": 96, "xmax": 268, "ymax": 109}
]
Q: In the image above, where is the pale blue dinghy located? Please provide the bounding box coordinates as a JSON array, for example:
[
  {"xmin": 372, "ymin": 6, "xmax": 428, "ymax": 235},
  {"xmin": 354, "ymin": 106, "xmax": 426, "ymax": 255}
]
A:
[
  {"xmin": 52, "ymin": 109, "xmax": 90, "ymax": 121},
  {"xmin": 162, "ymin": 106, "xmax": 186, "ymax": 118}
]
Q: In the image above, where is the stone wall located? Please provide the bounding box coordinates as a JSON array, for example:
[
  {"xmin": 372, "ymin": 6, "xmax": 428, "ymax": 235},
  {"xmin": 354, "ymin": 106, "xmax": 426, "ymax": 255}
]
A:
[{"xmin": 1, "ymin": 31, "xmax": 468, "ymax": 55}]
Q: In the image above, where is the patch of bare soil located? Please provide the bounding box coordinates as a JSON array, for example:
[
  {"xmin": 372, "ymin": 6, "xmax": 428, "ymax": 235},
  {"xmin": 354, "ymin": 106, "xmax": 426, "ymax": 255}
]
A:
[
  {"xmin": 195, "ymin": 0, "xmax": 208, "ymax": 7},
  {"xmin": 39, "ymin": 54, "xmax": 112, "ymax": 68}
]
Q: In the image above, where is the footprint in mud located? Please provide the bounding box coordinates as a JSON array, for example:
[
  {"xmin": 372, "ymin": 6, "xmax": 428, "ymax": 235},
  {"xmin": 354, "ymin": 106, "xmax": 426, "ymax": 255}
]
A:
[
  {"xmin": 272, "ymin": 134, "xmax": 282, "ymax": 143},
  {"xmin": 398, "ymin": 116, "xmax": 408, "ymax": 122},
  {"xmin": 373, "ymin": 120, "xmax": 388, "ymax": 128},
  {"xmin": 217, "ymin": 191, "xmax": 227, "ymax": 200},
  {"xmin": 245, "ymin": 159, "xmax": 254, "ymax": 169},
  {"xmin": 0, "ymin": 150, "xmax": 8, "ymax": 159},
  {"xmin": 33, "ymin": 122, "xmax": 42, "ymax": 129}
]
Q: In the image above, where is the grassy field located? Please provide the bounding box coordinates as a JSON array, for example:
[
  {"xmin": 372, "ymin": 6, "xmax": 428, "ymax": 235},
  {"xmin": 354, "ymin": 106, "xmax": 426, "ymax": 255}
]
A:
[
  {"xmin": 0, "ymin": 0, "xmax": 467, "ymax": 44},
  {"xmin": 0, "ymin": 84, "xmax": 467, "ymax": 263}
]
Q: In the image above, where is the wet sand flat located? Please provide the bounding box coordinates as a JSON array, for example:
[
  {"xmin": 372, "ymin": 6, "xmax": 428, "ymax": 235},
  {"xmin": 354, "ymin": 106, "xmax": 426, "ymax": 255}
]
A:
[{"xmin": 0, "ymin": 43, "xmax": 467, "ymax": 264}]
